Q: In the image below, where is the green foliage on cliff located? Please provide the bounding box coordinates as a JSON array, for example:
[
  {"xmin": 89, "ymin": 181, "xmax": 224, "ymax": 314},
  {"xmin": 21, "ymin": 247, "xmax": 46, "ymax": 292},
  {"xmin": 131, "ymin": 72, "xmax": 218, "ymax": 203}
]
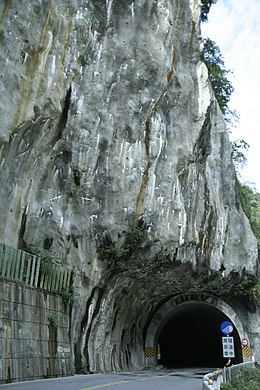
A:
[
  {"xmin": 99, "ymin": 225, "xmax": 149, "ymax": 264},
  {"xmin": 202, "ymin": 38, "xmax": 250, "ymax": 169},
  {"xmin": 237, "ymin": 181, "xmax": 260, "ymax": 251},
  {"xmin": 26, "ymin": 245, "xmax": 62, "ymax": 273},
  {"xmin": 203, "ymin": 38, "xmax": 234, "ymax": 118},
  {"xmin": 249, "ymin": 281, "xmax": 260, "ymax": 302},
  {"xmin": 220, "ymin": 367, "xmax": 260, "ymax": 390},
  {"xmin": 231, "ymin": 275, "xmax": 260, "ymax": 303},
  {"xmin": 201, "ymin": 0, "xmax": 217, "ymax": 22},
  {"xmin": 49, "ymin": 313, "xmax": 61, "ymax": 328},
  {"xmin": 232, "ymin": 139, "xmax": 250, "ymax": 171}
]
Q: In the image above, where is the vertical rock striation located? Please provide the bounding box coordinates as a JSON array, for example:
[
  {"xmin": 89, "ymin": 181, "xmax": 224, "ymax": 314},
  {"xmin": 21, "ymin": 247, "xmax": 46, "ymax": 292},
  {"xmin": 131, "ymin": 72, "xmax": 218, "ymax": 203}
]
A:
[{"xmin": 0, "ymin": 0, "xmax": 258, "ymax": 372}]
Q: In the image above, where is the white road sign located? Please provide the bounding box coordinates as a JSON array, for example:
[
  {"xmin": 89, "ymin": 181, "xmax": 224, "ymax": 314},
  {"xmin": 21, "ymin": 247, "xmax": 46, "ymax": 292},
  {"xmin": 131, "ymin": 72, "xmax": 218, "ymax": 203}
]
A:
[{"xmin": 222, "ymin": 336, "xmax": 235, "ymax": 358}]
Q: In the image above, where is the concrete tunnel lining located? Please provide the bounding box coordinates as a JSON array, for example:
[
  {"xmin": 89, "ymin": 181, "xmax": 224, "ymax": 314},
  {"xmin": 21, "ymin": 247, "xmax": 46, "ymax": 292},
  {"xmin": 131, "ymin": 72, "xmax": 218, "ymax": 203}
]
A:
[{"xmin": 144, "ymin": 293, "xmax": 247, "ymax": 367}]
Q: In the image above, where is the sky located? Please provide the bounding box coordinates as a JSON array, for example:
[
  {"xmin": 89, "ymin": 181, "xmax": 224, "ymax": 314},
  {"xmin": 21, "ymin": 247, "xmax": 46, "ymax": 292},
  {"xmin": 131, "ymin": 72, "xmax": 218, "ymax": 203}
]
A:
[{"xmin": 201, "ymin": 0, "xmax": 260, "ymax": 192}]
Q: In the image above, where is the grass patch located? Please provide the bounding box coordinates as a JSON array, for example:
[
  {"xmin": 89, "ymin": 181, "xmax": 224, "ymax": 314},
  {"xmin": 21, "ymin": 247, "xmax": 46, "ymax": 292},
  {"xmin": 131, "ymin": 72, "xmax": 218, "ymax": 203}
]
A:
[{"xmin": 221, "ymin": 367, "xmax": 260, "ymax": 390}]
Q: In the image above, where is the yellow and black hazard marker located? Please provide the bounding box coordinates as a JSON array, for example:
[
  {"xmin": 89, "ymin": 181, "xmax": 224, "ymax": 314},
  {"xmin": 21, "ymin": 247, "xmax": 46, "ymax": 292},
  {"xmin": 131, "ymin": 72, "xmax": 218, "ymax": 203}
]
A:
[
  {"xmin": 242, "ymin": 345, "xmax": 251, "ymax": 358},
  {"xmin": 144, "ymin": 346, "xmax": 154, "ymax": 358}
]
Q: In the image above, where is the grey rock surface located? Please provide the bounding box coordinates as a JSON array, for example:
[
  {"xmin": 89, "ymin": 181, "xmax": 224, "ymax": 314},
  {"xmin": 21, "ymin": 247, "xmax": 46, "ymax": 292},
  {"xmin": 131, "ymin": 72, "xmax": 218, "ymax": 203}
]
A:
[{"xmin": 0, "ymin": 0, "xmax": 259, "ymax": 373}]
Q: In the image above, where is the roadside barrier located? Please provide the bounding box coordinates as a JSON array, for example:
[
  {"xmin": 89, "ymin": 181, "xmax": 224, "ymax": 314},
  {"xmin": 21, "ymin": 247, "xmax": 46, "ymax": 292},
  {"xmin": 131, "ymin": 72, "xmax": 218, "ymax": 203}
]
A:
[{"xmin": 0, "ymin": 242, "xmax": 72, "ymax": 293}]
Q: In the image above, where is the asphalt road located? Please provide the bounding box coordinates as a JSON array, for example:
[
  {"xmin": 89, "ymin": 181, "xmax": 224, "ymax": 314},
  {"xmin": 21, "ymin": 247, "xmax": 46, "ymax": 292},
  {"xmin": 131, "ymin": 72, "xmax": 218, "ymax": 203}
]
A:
[{"xmin": 0, "ymin": 369, "xmax": 209, "ymax": 390}]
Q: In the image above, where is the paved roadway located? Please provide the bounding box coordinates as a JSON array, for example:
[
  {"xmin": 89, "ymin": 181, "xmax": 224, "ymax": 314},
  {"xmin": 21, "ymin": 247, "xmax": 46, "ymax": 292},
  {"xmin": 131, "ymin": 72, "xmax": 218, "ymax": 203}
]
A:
[{"xmin": 0, "ymin": 368, "xmax": 209, "ymax": 390}]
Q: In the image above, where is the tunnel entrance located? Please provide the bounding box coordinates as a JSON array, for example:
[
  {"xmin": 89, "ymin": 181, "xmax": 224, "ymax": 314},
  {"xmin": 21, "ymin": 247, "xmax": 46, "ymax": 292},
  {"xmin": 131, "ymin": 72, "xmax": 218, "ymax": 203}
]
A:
[{"xmin": 157, "ymin": 302, "xmax": 243, "ymax": 368}]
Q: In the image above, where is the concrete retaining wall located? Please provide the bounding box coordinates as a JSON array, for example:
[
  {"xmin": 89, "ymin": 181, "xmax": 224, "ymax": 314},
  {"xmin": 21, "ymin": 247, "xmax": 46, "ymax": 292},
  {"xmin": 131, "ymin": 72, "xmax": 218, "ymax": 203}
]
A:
[{"xmin": 0, "ymin": 279, "xmax": 72, "ymax": 383}]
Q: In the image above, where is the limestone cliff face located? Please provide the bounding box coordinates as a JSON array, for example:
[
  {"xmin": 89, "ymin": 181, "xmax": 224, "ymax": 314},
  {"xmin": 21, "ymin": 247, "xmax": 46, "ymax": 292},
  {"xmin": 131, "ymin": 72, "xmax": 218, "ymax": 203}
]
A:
[{"xmin": 0, "ymin": 0, "xmax": 258, "ymax": 372}]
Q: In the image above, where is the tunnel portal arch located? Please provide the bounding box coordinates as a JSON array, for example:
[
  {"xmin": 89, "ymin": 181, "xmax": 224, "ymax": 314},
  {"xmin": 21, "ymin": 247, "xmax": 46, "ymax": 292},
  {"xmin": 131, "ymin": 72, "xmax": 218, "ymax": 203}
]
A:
[{"xmin": 144, "ymin": 293, "xmax": 247, "ymax": 368}]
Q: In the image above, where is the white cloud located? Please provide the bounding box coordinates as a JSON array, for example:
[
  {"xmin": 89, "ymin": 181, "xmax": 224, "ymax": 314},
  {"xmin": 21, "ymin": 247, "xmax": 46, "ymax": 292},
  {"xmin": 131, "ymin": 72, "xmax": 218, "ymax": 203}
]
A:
[{"xmin": 202, "ymin": 0, "xmax": 260, "ymax": 191}]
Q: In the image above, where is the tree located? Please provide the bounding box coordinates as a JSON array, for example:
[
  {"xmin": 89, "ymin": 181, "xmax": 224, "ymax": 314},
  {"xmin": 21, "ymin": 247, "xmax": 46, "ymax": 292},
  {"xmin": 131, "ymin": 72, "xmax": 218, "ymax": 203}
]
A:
[
  {"xmin": 232, "ymin": 139, "xmax": 250, "ymax": 171},
  {"xmin": 237, "ymin": 182, "xmax": 260, "ymax": 252},
  {"xmin": 201, "ymin": 0, "xmax": 217, "ymax": 22},
  {"xmin": 203, "ymin": 38, "xmax": 234, "ymax": 119},
  {"xmin": 202, "ymin": 39, "xmax": 250, "ymax": 169}
]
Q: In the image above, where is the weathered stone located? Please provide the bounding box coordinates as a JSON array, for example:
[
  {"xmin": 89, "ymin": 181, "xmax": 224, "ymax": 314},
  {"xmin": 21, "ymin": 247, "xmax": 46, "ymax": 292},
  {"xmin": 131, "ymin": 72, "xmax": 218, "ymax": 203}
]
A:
[{"xmin": 0, "ymin": 0, "xmax": 259, "ymax": 375}]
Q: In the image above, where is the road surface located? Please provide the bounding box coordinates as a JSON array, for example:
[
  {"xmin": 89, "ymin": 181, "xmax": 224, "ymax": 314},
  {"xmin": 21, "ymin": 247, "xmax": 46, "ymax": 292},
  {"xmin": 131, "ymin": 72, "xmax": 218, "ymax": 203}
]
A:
[{"xmin": 0, "ymin": 368, "xmax": 210, "ymax": 390}]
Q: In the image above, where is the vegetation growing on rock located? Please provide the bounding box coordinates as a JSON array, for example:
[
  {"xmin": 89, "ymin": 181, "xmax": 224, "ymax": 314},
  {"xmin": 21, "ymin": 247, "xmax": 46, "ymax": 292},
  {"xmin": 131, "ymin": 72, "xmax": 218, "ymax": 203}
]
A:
[
  {"xmin": 49, "ymin": 313, "xmax": 61, "ymax": 328},
  {"xmin": 232, "ymin": 139, "xmax": 250, "ymax": 171},
  {"xmin": 26, "ymin": 245, "xmax": 62, "ymax": 272},
  {"xmin": 236, "ymin": 182, "xmax": 260, "ymax": 252},
  {"xmin": 98, "ymin": 223, "xmax": 149, "ymax": 264},
  {"xmin": 203, "ymin": 37, "xmax": 234, "ymax": 119},
  {"xmin": 201, "ymin": 0, "xmax": 217, "ymax": 22},
  {"xmin": 220, "ymin": 366, "xmax": 260, "ymax": 390}
]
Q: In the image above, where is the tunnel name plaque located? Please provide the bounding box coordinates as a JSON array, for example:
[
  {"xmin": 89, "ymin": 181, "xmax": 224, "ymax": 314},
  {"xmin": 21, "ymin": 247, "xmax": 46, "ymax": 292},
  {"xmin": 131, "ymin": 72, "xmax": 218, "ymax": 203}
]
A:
[{"xmin": 174, "ymin": 293, "xmax": 217, "ymax": 306}]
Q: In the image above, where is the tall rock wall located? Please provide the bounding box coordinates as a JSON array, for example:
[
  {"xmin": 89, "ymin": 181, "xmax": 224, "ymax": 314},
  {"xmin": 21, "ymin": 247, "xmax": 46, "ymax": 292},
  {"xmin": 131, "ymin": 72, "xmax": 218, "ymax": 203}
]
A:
[{"xmin": 0, "ymin": 0, "xmax": 259, "ymax": 373}]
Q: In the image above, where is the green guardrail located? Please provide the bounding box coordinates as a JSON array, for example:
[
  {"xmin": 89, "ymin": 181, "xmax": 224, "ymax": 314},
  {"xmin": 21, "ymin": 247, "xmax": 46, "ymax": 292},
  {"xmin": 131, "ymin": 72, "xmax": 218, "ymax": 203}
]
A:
[{"xmin": 0, "ymin": 243, "xmax": 72, "ymax": 293}]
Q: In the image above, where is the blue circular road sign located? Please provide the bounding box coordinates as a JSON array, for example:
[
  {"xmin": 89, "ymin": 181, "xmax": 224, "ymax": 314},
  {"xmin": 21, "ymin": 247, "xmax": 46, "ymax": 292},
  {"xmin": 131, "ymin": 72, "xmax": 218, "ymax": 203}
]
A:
[{"xmin": 221, "ymin": 321, "xmax": 234, "ymax": 335}]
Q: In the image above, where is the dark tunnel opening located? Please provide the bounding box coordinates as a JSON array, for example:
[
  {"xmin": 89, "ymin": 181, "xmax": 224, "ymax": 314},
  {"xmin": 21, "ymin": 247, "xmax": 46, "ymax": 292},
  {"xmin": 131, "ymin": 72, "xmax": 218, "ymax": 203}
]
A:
[{"xmin": 157, "ymin": 303, "xmax": 243, "ymax": 368}]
